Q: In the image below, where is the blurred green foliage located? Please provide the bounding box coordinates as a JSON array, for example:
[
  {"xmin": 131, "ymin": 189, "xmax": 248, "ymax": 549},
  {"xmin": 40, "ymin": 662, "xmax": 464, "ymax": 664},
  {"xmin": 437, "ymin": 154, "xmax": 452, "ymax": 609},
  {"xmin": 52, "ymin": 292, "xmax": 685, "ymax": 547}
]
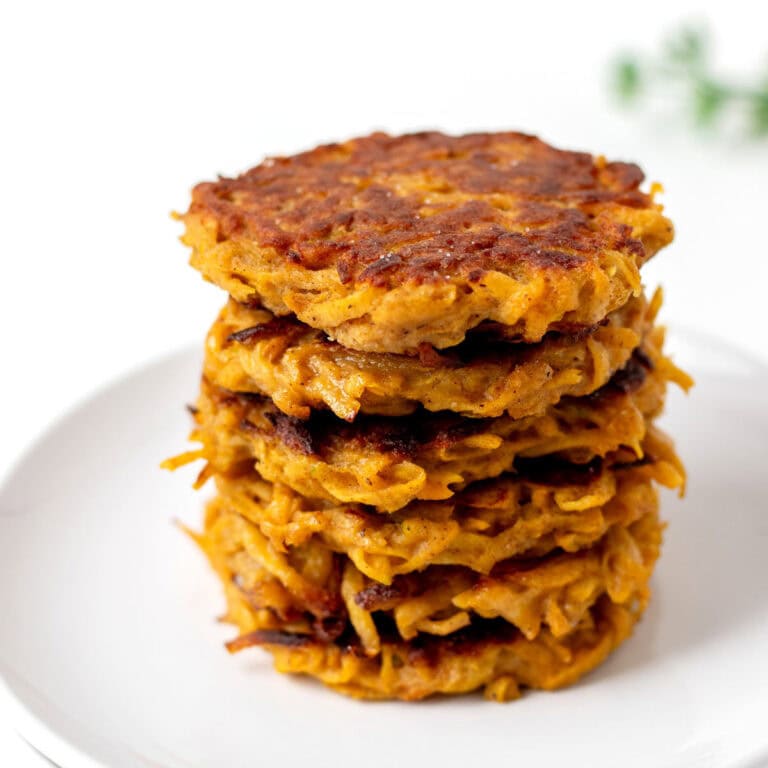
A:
[{"xmin": 611, "ymin": 25, "xmax": 768, "ymax": 137}]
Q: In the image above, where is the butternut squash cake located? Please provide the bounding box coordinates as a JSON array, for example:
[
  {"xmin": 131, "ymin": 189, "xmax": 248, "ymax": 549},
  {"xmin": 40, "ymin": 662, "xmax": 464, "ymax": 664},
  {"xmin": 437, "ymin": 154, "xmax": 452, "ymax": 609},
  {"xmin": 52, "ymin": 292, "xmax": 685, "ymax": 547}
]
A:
[
  {"xmin": 167, "ymin": 131, "xmax": 690, "ymax": 701},
  {"xmin": 204, "ymin": 292, "xmax": 649, "ymax": 421},
  {"xmin": 180, "ymin": 131, "xmax": 673, "ymax": 354}
]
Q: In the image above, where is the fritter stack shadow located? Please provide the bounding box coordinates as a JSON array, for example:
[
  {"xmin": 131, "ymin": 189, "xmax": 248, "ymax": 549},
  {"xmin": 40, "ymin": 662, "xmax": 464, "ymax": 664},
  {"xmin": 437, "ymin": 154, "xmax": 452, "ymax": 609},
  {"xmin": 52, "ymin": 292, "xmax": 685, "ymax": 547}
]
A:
[{"xmin": 167, "ymin": 131, "xmax": 691, "ymax": 701}]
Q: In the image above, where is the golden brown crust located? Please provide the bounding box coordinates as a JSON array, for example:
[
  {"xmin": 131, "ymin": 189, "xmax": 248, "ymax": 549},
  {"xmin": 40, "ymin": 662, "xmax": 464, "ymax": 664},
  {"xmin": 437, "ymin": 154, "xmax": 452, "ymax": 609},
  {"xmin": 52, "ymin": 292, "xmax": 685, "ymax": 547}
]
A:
[
  {"xmin": 181, "ymin": 132, "xmax": 673, "ymax": 353},
  {"xmin": 188, "ymin": 132, "xmax": 656, "ymax": 280}
]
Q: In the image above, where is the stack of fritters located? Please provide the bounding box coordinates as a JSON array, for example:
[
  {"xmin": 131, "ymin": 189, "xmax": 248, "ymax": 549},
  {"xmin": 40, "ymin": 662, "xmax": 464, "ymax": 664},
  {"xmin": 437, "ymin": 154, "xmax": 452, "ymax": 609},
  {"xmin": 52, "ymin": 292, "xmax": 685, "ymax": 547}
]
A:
[{"xmin": 168, "ymin": 132, "xmax": 691, "ymax": 701}]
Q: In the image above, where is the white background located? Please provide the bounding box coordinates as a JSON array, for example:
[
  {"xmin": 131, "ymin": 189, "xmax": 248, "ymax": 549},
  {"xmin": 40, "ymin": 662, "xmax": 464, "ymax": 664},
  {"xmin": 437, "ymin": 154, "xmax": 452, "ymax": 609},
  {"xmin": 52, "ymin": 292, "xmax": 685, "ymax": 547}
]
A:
[{"xmin": 1, "ymin": 0, "xmax": 767, "ymax": 764}]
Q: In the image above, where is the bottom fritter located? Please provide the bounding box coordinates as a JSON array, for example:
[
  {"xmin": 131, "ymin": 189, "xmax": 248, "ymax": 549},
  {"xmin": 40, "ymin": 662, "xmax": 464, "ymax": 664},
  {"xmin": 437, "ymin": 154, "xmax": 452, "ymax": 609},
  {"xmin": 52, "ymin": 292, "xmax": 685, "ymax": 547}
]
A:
[
  {"xmin": 197, "ymin": 491, "xmax": 662, "ymax": 701},
  {"xmin": 233, "ymin": 596, "xmax": 643, "ymax": 702}
]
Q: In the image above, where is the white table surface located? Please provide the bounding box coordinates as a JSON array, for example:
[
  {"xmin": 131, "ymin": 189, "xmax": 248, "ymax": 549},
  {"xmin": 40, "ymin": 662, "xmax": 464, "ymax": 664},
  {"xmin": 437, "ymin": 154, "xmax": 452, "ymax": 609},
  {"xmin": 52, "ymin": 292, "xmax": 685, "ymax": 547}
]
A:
[{"xmin": 2, "ymin": 0, "xmax": 766, "ymax": 764}]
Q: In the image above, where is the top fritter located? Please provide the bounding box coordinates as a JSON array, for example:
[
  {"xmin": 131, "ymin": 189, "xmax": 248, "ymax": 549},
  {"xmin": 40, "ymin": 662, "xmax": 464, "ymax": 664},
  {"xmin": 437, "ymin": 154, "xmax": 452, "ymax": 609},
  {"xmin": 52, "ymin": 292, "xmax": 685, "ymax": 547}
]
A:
[{"xmin": 181, "ymin": 131, "xmax": 673, "ymax": 354}]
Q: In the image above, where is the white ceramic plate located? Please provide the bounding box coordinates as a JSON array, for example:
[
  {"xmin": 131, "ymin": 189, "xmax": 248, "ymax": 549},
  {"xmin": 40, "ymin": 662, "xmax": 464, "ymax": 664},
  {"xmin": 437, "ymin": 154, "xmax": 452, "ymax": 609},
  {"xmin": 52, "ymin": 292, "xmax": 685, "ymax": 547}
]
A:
[{"xmin": 1, "ymin": 331, "xmax": 767, "ymax": 768}]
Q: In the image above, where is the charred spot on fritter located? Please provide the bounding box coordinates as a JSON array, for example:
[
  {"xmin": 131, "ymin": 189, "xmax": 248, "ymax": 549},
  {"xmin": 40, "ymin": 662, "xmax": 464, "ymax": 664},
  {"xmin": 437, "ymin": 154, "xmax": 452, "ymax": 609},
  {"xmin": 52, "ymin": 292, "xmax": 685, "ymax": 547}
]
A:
[
  {"xmin": 596, "ymin": 348, "xmax": 654, "ymax": 397},
  {"xmin": 405, "ymin": 618, "xmax": 522, "ymax": 666},
  {"xmin": 264, "ymin": 410, "xmax": 316, "ymax": 455},
  {"xmin": 225, "ymin": 629, "xmax": 312, "ymax": 653},
  {"xmin": 354, "ymin": 582, "xmax": 410, "ymax": 611},
  {"xmin": 514, "ymin": 455, "xmax": 603, "ymax": 486},
  {"xmin": 313, "ymin": 615, "xmax": 348, "ymax": 643},
  {"xmin": 226, "ymin": 316, "xmax": 303, "ymax": 345}
]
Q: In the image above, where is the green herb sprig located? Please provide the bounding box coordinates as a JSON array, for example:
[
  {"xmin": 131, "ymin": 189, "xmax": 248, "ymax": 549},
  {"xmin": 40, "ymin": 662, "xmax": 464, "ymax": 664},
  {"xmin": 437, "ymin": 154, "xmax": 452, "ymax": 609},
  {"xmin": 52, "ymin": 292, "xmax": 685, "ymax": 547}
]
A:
[{"xmin": 612, "ymin": 26, "xmax": 768, "ymax": 137}]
